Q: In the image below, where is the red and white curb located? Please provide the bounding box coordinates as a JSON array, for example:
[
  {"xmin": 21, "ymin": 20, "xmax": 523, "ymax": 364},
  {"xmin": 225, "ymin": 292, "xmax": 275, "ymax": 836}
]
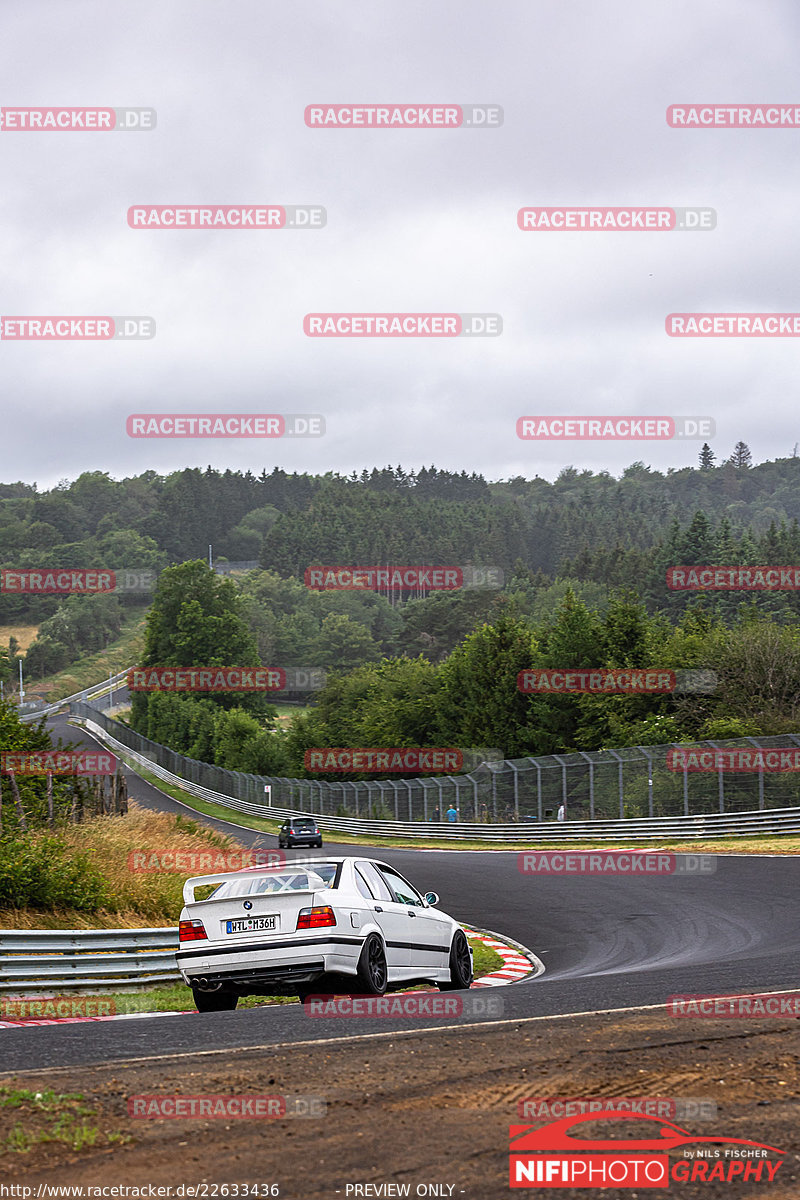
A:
[{"xmin": 463, "ymin": 926, "xmax": 541, "ymax": 988}]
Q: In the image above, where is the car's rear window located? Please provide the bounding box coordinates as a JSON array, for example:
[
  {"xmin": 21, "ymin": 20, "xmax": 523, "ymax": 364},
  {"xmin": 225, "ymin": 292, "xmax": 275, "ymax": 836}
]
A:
[
  {"xmin": 293, "ymin": 821, "xmax": 317, "ymax": 830},
  {"xmin": 206, "ymin": 861, "xmax": 341, "ymax": 899}
]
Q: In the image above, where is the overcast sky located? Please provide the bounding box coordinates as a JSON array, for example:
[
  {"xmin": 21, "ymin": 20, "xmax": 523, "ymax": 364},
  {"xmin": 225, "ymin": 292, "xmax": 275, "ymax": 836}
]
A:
[{"xmin": 2, "ymin": 0, "xmax": 799, "ymax": 490}]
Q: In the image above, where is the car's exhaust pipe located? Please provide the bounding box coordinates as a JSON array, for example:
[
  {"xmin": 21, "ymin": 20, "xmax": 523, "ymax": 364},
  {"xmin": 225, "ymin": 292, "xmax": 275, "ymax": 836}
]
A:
[{"xmin": 193, "ymin": 977, "xmax": 223, "ymax": 992}]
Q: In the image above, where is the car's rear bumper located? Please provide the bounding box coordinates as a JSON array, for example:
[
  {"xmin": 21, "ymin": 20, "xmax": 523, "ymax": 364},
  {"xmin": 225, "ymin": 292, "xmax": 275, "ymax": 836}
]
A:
[{"xmin": 176, "ymin": 934, "xmax": 363, "ymax": 993}]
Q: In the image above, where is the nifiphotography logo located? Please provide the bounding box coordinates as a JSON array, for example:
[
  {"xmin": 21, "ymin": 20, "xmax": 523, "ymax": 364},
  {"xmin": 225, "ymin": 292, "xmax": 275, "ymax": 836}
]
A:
[{"xmin": 508, "ymin": 1112, "xmax": 785, "ymax": 1188}]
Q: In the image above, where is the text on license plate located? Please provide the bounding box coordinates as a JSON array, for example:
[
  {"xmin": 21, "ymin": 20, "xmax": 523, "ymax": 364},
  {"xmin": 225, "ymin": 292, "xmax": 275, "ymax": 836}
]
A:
[{"xmin": 226, "ymin": 916, "xmax": 277, "ymax": 934}]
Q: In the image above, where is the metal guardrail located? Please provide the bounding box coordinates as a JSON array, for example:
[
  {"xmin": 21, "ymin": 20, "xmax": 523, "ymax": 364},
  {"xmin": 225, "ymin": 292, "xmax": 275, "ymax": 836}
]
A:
[
  {"xmin": 18, "ymin": 669, "xmax": 130, "ymax": 723},
  {"xmin": 75, "ymin": 715, "xmax": 800, "ymax": 841},
  {"xmin": 0, "ymin": 928, "xmax": 180, "ymax": 993}
]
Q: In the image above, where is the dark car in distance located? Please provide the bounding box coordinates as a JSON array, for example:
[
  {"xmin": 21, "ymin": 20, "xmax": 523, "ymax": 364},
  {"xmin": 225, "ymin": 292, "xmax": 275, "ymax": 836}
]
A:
[{"xmin": 278, "ymin": 817, "xmax": 323, "ymax": 848}]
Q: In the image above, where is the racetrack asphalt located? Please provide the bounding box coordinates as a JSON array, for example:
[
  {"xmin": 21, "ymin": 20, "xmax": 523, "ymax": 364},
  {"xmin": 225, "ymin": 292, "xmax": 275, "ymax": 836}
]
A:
[{"xmin": 3, "ymin": 712, "xmax": 797, "ymax": 1075}]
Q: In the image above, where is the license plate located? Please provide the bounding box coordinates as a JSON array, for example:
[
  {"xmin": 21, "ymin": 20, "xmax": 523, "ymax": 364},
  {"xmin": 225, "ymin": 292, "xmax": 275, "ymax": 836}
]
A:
[{"xmin": 225, "ymin": 916, "xmax": 277, "ymax": 934}]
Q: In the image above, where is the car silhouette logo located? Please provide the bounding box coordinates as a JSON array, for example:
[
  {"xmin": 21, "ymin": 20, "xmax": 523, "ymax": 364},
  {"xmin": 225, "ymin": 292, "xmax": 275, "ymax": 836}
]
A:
[
  {"xmin": 243, "ymin": 900, "xmax": 253, "ymax": 910},
  {"xmin": 510, "ymin": 1111, "xmax": 784, "ymax": 1154}
]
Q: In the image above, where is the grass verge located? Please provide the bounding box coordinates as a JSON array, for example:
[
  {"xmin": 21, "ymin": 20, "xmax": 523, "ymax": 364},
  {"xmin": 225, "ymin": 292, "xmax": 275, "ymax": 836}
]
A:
[{"xmin": 0, "ymin": 1085, "xmax": 131, "ymax": 1157}]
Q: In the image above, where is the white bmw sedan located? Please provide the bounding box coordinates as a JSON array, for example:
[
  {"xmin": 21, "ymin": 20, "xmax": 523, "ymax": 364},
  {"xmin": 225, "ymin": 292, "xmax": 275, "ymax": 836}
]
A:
[{"xmin": 176, "ymin": 856, "xmax": 473, "ymax": 1011}]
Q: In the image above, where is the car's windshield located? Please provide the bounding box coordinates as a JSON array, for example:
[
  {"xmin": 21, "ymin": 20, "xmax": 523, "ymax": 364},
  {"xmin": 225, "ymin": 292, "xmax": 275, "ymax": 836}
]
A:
[{"xmin": 207, "ymin": 861, "xmax": 340, "ymax": 898}]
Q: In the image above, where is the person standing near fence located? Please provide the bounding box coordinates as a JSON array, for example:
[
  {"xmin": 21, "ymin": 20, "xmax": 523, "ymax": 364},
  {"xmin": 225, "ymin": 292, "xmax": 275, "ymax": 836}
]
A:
[{"xmin": 446, "ymin": 804, "xmax": 458, "ymax": 822}]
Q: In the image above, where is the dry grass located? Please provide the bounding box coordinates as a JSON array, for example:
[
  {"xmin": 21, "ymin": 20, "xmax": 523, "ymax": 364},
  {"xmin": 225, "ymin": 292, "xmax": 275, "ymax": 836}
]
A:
[
  {"xmin": 0, "ymin": 625, "xmax": 39, "ymax": 653},
  {"xmin": 0, "ymin": 802, "xmax": 241, "ymax": 929}
]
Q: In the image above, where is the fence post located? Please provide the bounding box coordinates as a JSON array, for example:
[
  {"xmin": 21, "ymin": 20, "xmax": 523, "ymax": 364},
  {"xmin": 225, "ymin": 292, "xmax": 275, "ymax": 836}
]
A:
[
  {"xmin": 746, "ymin": 737, "xmax": 767, "ymax": 811},
  {"xmin": 8, "ymin": 770, "xmax": 27, "ymax": 831},
  {"xmin": 682, "ymin": 752, "xmax": 689, "ymax": 816},
  {"xmin": 707, "ymin": 741, "xmax": 725, "ymax": 812},
  {"xmin": 637, "ymin": 748, "xmax": 654, "ymax": 819},
  {"xmin": 577, "ymin": 753, "xmax": 594, "ymax": 819},
  {"xmin": 509, "ymin": 761, "xmax": 520, "ymax": 820},
  {"xmin": 607, "ymin": 750, "xmax": 624, "ymax": 818},
  {"xmin": 553, "ymin": 755, "xmax": 568, "ymax": 818}
]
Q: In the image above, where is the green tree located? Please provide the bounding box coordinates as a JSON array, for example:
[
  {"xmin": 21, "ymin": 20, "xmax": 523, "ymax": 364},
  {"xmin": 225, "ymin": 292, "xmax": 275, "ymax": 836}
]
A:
[
  {"xmin": 698, "ymin": 443, "xmax": 716, "ymax": 470},
  {"xmin": 728, "ymin": 441, "xmax": 753, "ymax": 469},
  {"xmin": 312, "ymin": 613, "xmax": 381, "ymax": 673},
  {"xmin": 437, "ymin": 610, "xmax": 537, "ymax": 757}
]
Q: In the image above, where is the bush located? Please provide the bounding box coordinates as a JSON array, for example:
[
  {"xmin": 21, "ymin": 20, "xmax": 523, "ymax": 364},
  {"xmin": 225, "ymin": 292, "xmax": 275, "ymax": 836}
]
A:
[{"xmin": 0, "ymin": 835, "xmax": 111, "ymax": 911}]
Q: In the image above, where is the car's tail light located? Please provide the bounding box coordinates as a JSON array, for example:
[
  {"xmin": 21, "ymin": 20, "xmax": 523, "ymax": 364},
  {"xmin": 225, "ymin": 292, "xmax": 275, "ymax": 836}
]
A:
[
  {"xmin": 297, "ymin": 906, "xmax": 336, "ymax": 929},
  {"xmin": 179, "ymin": 919, "xmax": 208, "ymax": 942}
]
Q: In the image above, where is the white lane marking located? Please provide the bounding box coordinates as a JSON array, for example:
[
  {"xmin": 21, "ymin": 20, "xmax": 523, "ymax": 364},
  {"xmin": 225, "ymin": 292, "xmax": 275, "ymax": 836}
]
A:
[{"xmin": 8, "ymin": 987, "xmax": 800, "ymax": 1077}]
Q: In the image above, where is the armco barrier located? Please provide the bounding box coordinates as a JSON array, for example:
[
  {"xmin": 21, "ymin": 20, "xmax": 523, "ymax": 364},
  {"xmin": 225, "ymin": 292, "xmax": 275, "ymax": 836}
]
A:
[
  {"xmin": 19, "ymin": 669, "xmax": 130, "ymax": 723},
  {"xmin": 0, "ymin": 928, "xmax": 180, "ymax": 993},
  {"xmin": 72, "ymin": 711, "xmax": 800, "ymax": 840}
]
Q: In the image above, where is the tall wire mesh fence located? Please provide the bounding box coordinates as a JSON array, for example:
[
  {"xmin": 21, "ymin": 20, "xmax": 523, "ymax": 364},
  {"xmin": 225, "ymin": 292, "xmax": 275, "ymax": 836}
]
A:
[{"xmin": 69, "ymin": 704, "xmax": 800, "ymax": 824}]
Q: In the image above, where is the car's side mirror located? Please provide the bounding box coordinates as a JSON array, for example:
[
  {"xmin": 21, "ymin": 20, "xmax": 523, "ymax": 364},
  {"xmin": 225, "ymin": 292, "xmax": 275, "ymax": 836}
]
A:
[{"xmin": 424, "ymin": 891, "xmax": 439, "ymax": 906}]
